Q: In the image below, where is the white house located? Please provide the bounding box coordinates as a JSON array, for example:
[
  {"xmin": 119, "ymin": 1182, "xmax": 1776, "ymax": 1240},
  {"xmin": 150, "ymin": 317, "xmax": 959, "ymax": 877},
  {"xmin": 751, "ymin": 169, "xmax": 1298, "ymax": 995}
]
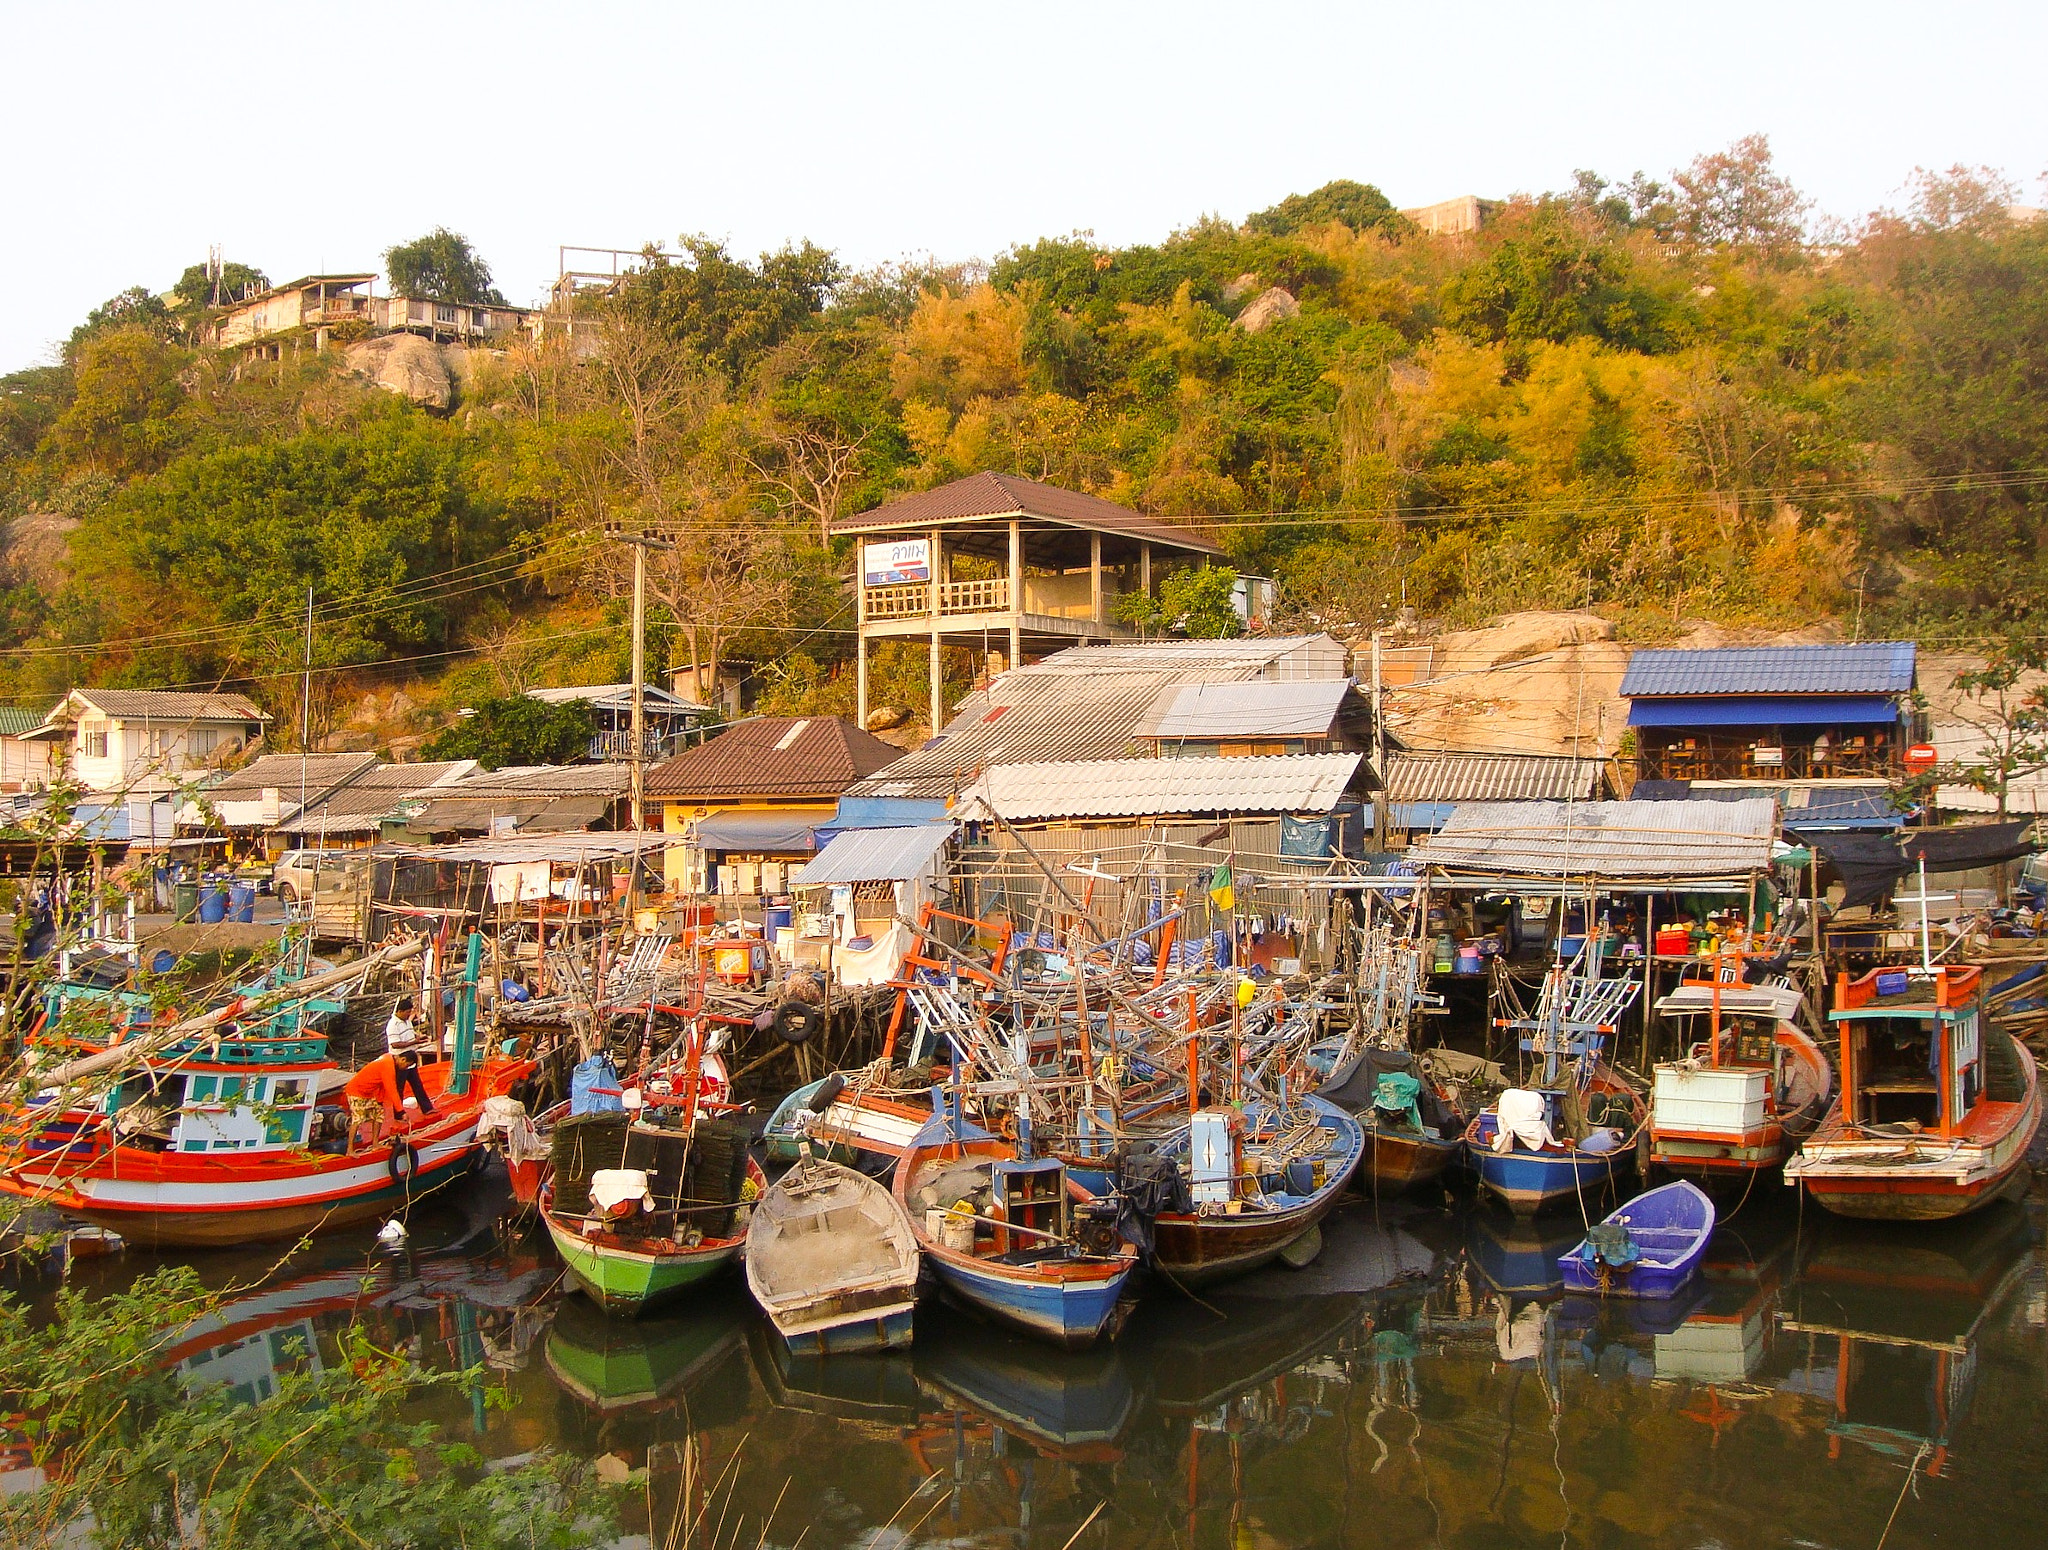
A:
[{"xmin": 26, "ymin": 689, "xmax": 271, "ymax": 793}]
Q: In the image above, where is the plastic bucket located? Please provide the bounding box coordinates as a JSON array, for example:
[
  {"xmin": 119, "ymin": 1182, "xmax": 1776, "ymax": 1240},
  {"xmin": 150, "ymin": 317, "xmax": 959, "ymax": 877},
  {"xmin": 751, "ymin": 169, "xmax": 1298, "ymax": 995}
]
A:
[
  {"xmin": 228, "ymin": 883, "xmax": 256, "ymax": 923},
  {"xmin": 1455, "ymin": 947, "xmax": 1482, "ymax": 974},
  {"xmin": 198, "ymin": 884, "xmax": 229, "ymax": 924}
]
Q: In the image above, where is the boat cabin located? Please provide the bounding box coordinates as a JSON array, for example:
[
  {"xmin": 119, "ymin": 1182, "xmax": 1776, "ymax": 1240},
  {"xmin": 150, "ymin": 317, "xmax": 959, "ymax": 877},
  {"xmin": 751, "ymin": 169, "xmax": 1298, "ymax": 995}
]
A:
[{"xmin": 1830, "ymin": 965, "xmax": 2021, "ymax": 1135}]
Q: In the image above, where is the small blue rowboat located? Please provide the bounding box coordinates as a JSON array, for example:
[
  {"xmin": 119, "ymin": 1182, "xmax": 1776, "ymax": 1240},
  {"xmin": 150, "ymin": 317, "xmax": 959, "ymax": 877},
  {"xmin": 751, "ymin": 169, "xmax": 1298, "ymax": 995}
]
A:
[{"xmin": 1559, "ymin": 1180, "xmax": 1716, "ymax": 1299}]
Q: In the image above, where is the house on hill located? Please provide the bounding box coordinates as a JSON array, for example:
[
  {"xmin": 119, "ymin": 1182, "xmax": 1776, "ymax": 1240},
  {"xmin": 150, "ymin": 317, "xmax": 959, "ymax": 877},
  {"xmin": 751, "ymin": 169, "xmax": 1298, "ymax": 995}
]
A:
[
  {"xmin": 24, "ymin": 690, "xmax": 270, "ymax": 793},
  {"xmin": 645, "ymin": 716, "xmax": 902, "ymax": 897},
  {"xmin": 526, "ymin": 683, "xmax": 711, "ymax": 762},
  {"xmin": 833, "ymin": 471, "xmax": 1230, "ymax": 732},
  {"xmin": 208, "ymin": 274, "xmax": 535, "ymax": 354},
  {"xmin": 1621, "ymin": 642, "xmax": 1920, "ymax": 784}
]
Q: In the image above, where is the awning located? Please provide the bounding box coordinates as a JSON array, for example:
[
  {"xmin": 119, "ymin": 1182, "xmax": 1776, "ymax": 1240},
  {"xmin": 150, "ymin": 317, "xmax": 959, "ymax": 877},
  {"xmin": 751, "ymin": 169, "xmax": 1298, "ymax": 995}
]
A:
[
  {"xmin": 688, "ymin": 811, "xmax": 819, "ymax": 853},
  {"xmin": 794, "ymin": 823, "xmax": 956, "ymax": 887},
  {"xmin": 1814, "ymin": 819, "xmax": 2037, "ymax": 910},
  {"xmin": 1627, "ymin": 695, "xmax": 1900, "ymax": 728}
]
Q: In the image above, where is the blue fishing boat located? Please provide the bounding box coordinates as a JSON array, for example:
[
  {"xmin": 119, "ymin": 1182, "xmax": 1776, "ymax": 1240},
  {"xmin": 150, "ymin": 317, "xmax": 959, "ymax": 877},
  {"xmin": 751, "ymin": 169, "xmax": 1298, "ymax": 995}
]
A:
[
  {"xmin": 1559, "ymin": 1180, "xmax": 1716, "ymax": 1299},
  {"xmin": 1467, "ymin": 934, "xmax": 1646, "ymax": 1216},
  {"xmin": 894, "ymin": 1113, "xmax": 1137, "ymax": 1350}
]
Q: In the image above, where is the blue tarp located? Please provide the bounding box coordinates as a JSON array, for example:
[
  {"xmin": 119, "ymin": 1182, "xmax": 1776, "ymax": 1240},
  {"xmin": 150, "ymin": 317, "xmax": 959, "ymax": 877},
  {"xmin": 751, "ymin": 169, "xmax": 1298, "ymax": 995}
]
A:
[
  {"xmin": 829, "ymin": 795, "xmax": 952, "ymax": 829},
  {"xmin": 1626, "ymin": 694, "xmax": 1900, "ymax": 728}
]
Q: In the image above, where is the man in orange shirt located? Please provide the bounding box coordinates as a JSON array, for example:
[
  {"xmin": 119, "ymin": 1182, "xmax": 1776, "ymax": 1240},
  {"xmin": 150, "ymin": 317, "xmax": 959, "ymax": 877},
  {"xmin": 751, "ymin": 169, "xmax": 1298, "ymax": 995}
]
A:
[{"xmin": 344, "ymin": 1055, "xmax": 403, "ymax": 1148}]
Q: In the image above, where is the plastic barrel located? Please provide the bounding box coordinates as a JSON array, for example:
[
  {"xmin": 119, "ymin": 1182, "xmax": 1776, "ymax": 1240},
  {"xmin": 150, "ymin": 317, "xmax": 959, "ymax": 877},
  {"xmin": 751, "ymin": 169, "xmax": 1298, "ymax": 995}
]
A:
[
  {"xmin": 198, "ymin": 883, "xmax": 229, "ymax": 924},
  {"xmin": 764, "ymin": 904, "xmax": 793, "ymax": 936},
  {"xmin": 229, "ymin": 882, "xmax": 256, "ymax": 923}
]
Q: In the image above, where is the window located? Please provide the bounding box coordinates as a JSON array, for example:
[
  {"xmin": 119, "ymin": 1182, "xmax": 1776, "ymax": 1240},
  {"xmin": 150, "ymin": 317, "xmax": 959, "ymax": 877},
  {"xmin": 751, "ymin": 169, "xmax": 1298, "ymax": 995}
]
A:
[
  {"xmin": 80, "ymin": 728, "xmax": 108, "ymax": 759},
  {"xmin": 471, "ymin": 309, "xmax": 488, "ymax": 328},
  {"xmin": 436, "ymin": 304, "xmax": 457, "ymax": 324}
]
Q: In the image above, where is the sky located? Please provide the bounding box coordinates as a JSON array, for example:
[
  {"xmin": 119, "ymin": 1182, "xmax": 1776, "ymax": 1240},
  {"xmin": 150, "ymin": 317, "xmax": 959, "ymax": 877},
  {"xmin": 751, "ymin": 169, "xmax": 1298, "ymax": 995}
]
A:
[{"xmin": 5, "ymin": 0, "xmax": 2046, "ymax": 373}]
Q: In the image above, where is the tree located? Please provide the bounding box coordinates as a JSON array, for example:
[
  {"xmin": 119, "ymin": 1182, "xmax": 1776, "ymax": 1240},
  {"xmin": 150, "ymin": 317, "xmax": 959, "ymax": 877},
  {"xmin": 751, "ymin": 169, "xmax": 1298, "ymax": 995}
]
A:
[
  {"xmin": 41, "ymin": 326, "xmax": 188, "ymax": 478},
  {"xmin": 1247, "ymin": 180, "xmax": 1405, "ymax": 238},
  {"xmin": 171, "ymin": 259, "xmax": 270, "ymax": 311},
  {"xmin": 619, "ymin": 236, "xmax": 841, "ymax": 381},
  {"xmin": 384, "ymin": 227, "xmax": 507, "ymax": 305},
  {"xmin": 1115, "ymin": 565, "xmax": 1243, "ymax": 638},
  {"xmin": 64, "ymin": 286, "xmax": 173, "ymax": 359},
  {"xmin": 1936, "ymin": 644, "xmax": 2048, "ymax": 819},
  {"xmin": 1670, "ymin": 135, "xmax": 1809, "ymax": 257},
  {"xmin": 421, "ymin": 694, "xmax": 595, "ymax": 768},
  {"xmin": 1439, "ymin": 203, "xmax": 1673, "ymax": 353}
]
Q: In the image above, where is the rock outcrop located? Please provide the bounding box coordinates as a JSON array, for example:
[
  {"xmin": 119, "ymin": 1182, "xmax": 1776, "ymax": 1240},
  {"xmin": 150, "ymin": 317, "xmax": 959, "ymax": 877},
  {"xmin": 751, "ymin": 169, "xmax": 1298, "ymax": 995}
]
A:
[
  {"xmin": 1233, "ymin": 287, "xmax": 1300, "ymax": 333},
  {"xmin": 342, "ymin": 334, "xmax": 454, "ymax": 409}
]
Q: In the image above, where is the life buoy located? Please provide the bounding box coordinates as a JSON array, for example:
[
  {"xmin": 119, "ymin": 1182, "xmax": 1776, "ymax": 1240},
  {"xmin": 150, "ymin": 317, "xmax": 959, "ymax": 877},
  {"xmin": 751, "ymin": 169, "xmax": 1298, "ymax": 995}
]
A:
[
  {"xmin": 388, "ymin": 1141, "xmax": 419, "ymax": 1183},
  {"xmin": 773, "ymin": 1001, "xmax": 824, "ymax": 1046}
]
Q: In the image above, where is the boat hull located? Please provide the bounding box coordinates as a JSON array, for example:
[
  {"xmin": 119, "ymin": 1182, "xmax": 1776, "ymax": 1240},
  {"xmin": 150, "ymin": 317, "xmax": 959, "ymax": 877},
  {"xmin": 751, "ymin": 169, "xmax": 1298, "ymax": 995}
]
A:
[
  {"xmin": 547, "ymin": 1215, "xmax": 744, "ymax": 1317},
  {"xmin": 779, "ymin": 1300, "xmax": 916, "ymax": 1357},
  {"xmin": 1357, "ymin": 1125, "xmax": 1461, "ymax": 1195},
  {"xmin": 927, "ymin": 1254, "xmax": 1130, "ymax": 1350},
  {"xmin": 1469, "ymin": 1144, "xmax": 1633, "ymax": 1217},
  {"xmin": 747, "ymin": 1157, "xmax": 921, "ymax": 1355}
]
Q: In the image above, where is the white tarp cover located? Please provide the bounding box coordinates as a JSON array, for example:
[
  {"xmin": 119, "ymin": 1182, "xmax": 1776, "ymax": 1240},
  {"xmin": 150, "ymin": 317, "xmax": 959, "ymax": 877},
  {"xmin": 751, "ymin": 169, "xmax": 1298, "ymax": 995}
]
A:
[{"xmin": 1412, "ymin": 798, "xmax": 1778, "ymax": 881}]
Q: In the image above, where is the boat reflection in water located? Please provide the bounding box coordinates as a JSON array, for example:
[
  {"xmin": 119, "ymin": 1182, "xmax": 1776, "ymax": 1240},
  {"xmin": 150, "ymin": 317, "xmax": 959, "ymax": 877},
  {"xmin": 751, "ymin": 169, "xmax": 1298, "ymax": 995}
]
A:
[
  {"xmin": 543, "ymin": 1289, "xmax": 753, "ymax": 1417},
  {"xmin": 1780, "ymin": 1204, "xmax": 2034, "ymax": 1475}
]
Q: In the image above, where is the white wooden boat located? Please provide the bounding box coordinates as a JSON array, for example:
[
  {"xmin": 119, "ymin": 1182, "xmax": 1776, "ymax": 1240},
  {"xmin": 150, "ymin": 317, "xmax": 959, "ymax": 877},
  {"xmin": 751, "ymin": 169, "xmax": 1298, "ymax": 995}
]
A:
[{"xmin": 746, "ymin": 1153, "xmax": 919, "ymax": 1354}]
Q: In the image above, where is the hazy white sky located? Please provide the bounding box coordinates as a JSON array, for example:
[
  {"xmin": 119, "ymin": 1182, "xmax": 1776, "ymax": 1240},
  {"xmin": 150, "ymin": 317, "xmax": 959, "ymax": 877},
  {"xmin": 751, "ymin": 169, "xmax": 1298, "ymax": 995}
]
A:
[{"xmin": 7, "ymin": 1, "xmax": 2045, "ymax": 373}]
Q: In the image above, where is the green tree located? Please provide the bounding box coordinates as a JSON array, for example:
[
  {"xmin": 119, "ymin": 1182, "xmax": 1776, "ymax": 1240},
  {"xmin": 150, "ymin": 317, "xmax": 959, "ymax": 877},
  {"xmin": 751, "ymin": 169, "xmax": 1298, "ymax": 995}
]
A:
[
  {"xmin": 1247, "ymin": 179, "xmax": 1406, "ymax": 238},
  {"xmin": 384, "ymin": 226, "xmax": 507, "ymax": 305},
  {"xmin": 64, "ymin": 286, "xmax": 174, "ymax": 359},
  {"xmin": 1440, "ymin": 203, "xmax": 1675, "ymax": 353},
  {"xmin": 171, "ymin": 259, "xmax": 270, "ymax": 311},
  {"xmin": 1936, "ymin": 643, "xmax": 2048, "ymax": 819},
  {"xmin": 422, "ymin": 694, "xmax": 596, "ymax": 768},
  {"xmin": 1115, "ymin": 565, "xmax": 1244, "ymax": 638},
  {"xmin": 620, "ymin": 236, "xmax": 843, "ymax": 380},
  {"xmin": 41, "ymin": 327, "xmax": 188, "ymax": 478}
]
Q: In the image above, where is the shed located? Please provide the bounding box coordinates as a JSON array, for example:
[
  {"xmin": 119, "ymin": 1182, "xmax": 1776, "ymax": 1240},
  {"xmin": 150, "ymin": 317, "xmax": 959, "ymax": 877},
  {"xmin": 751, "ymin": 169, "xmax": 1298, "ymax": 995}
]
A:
[
  {"xmin": 791, "ymin": 823, "xmax": 959, "ymax": 986},
  {"xmin": 1382, "ymin": 752, "xmax": 1606, "ymax": 834},
  {"xmin": 1410, "ymin": 798, "xmax": 1779, "ymax": 884}
]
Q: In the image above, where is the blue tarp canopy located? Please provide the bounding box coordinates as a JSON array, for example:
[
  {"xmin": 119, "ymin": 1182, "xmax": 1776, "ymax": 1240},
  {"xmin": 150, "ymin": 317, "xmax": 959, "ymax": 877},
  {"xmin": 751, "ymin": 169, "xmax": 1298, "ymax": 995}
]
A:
[
  {"xmin": 1626, "ymin": 695, "xmax": 1900, "ymax": 728},
  {"xmin": 688, "ymin": 811, "xmax": 818, "ymax": 852}
]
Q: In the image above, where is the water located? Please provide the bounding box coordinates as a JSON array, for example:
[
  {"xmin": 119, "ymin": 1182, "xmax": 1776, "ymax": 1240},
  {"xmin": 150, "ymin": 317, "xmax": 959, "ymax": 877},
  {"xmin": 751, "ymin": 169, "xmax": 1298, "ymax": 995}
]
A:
[{"xmin": 38, "ymin": 1182, "xmax": 2048, "ymax": 1549}]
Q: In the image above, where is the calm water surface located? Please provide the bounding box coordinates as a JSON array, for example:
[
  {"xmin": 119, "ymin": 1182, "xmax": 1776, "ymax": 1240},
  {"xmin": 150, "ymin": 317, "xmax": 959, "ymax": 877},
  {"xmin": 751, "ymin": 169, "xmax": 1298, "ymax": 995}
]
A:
[{"xmin": 46, "ymin": 1180, "xmax": 2048, "ymax": 1549}]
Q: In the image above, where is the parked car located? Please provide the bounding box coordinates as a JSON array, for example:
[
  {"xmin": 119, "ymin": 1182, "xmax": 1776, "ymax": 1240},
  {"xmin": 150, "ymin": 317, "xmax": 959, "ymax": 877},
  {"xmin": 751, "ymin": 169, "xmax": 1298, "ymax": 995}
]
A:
[{"xmin": 271, "ymin": 849, "xmax": 371, "ymax": 906}]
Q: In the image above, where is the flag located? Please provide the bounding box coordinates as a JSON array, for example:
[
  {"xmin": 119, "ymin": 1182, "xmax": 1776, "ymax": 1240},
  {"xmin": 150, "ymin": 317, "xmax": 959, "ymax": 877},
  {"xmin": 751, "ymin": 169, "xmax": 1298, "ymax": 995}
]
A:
[{"xmin": 1207, "ymin": 862, "xmax": 1235, "ymax": 912}]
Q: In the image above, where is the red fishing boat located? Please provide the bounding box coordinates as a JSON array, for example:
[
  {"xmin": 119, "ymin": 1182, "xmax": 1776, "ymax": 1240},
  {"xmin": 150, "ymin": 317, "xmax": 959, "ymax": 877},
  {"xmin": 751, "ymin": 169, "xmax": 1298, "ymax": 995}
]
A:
[
  {"xmin": 0, "ymin": 935, "xmax": 532, "ymax": 1248},
  {"xmin": 1786, "ymin": 965, "xmax": 2039, "ymax": 1221}
]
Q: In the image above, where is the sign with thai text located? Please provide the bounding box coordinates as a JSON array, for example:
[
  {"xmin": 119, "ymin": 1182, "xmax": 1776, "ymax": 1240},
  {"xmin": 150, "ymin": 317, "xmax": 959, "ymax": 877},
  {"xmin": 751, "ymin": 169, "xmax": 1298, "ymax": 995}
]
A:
[{"xmin": 863, "ymin": 539, "xmax": 931, "ymax": 587}]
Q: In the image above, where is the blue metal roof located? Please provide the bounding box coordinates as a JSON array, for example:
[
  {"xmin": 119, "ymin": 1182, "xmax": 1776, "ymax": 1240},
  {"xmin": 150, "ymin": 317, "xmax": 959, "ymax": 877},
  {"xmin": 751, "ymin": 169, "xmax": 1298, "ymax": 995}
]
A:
[
  {"xmin": 1627, "ymin": 694, "xmax": 1901, "ymax": 728},
  {"xmin": 1620, "ymin": 642, "xmax": 1915, "ymax": 698}
]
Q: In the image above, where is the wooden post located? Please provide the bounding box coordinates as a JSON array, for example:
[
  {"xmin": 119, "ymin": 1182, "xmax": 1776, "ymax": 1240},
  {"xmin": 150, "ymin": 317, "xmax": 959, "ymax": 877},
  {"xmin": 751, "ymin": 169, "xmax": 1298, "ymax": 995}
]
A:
[
  {"xmin": 928, "ymin": 528, "xmax": 943, "ymax": 735},
  {"xmin": 1008, "ymin": 518, "xmax": 1023, "ymax": 674},
  {"xmin": 1640, "ymin": 892, "xmax": 1656, "ymax": 1071},
  {"xmin": 1090, "ymin": 531, "xmax": 1104, "ymax": 639}
]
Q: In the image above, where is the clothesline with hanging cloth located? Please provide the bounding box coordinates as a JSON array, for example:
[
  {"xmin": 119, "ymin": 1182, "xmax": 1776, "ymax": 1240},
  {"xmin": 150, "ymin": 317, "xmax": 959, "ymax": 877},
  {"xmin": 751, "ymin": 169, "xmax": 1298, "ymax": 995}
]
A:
[{"xmin": 1812, "ymin": 819, "xmax": 2038, "ymax": 911}]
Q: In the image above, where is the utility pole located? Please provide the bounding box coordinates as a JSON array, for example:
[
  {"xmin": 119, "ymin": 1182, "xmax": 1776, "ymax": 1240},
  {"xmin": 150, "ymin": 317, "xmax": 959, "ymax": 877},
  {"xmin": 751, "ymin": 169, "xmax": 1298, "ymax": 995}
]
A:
[
  {"xmin": 1371, "ymin": 630, "xmax": 1387, "ymax": 851},
  {"xmin": 605, "ymin": 524, "xmax": 673, "ymax": 831}
]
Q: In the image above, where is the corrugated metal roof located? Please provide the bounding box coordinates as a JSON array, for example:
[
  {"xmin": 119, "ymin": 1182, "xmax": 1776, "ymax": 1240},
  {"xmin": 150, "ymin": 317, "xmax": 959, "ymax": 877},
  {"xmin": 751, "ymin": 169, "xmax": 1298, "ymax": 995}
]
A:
[
  {"xmin": 1620, "ymin": 643, "xmax": 1916, "ymax": 698},
  {"xmin": 384, "ymin": 832, "xmax": 670, "ymax": 864},
  {"xmin": 1136, "ymin": 680, "xmax": 1352, "ymax": 739},
  {"xmin": 647, "ymin": 717, "xmax": 901, "ymax": 800},
  {"xmin": 271, "ymin": 761, "xmax": 478, "ymax": 836},
  {"xmin": 1410, "ymin": 798, "xmax": 1778, "ymax": 880},
  {"xmin": 0, "ymin": 708, "xmax": 42, "ymax": 736},
  {"xmin": 444, "ymin": 763, "xmax": 632, "ymax": 797},
  {"xmin": 1384, "ymin": 753, "xmax": 1602, "ymax": 804},
  {"xmin": 1635, "ymin": 780, "xmax": 1902, "ymax": 831},
  {"xmin": 847, "ymin": 637, "xmax": 1352, "ymax": 801},
  {"xmin": 832, "ymin": 471, "xmax": 1224, "ymax": 556},
  {"xmin": 199, "ymin": 753, "xmax": 377, "ymax": 801},
  {"xmin": 46, "ymin": 689, "xmax": 270, "ymax": 724},
  {"xmin": 794, "ymin": 823, "xmax": 956, "ymax": 886},
  {"xmin": 962, "ymin": 753, "xmax": 1362, "ymax": 821},
  {"xmin": 527, "ymin": 683, "xmax": 706, "ymax": 713}
]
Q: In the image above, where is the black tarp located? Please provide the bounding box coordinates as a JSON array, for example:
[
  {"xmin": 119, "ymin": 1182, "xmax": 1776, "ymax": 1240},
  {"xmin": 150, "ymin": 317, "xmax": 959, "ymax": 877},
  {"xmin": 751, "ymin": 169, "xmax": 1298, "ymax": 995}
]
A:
[{"xmin": 1812, "ymin": 820, "xmax": 2036, "ymax": 910}]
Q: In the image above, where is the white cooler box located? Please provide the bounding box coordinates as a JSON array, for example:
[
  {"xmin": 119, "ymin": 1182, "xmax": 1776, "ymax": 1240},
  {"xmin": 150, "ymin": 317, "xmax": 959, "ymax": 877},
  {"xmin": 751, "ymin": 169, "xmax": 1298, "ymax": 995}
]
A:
[{"xmin": 1653, "ymin": 1064, "xmax": 1767, "ymax": 1134}]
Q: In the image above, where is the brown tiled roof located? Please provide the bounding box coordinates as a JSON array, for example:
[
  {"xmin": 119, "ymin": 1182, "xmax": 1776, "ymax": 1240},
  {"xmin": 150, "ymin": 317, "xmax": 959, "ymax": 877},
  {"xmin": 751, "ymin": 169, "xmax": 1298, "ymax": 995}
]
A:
[
  {"xmin": 831, "ymin": 472, "xmax": 1224, "ymax": 556},
  {"xmin": 646, "ymin": 717, "xmax": 901, "ymax": 800}
]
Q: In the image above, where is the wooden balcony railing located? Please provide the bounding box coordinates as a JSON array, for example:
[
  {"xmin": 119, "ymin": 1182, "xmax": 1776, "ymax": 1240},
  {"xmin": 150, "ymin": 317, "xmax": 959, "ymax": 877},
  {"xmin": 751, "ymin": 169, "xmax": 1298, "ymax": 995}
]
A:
[{"xmin": 864, "ymin": 578, "xmax": 1013, "ymax": 620}]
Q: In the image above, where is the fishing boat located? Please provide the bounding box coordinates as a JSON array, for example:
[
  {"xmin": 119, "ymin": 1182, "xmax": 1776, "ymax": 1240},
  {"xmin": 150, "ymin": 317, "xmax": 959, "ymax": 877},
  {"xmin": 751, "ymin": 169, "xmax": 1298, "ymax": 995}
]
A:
[
  {"xmin": 1316, "ymin": 1044, "xmax": 1463, "ymax": 1195},
  {"xmin": 746, "ymin": 1149, "xmax": 920, "ymax": 1355},
  {"xmin": 1466, "ymin": 936, "xmax": 1646, "ymax": 1215},
  {"xmin": 0, "ymin": 935, "xmax": 529, "ymax": 1248},
  {"xmin": 1558, "ymin": 1180, "xmax": 1716, "ymax": 1298},
  {"xmin": 1648, "ymin": 967, "xmax": 1832, "ymax": 1184},
  {"xmin": 894, "ymin": 1111, "xmax": 1137, "ymax": 1350},
  {"xmin": 1785, "ymin": 964, "xmax": 2039, "ymax": 1221},
  {"xmin": 1144, "ymin": 1094, "xmax": 1365, "ymax": 1286},
  {"xmin": 541, "ymin": 1114, "xmax": 766, "ymax": 1317}
]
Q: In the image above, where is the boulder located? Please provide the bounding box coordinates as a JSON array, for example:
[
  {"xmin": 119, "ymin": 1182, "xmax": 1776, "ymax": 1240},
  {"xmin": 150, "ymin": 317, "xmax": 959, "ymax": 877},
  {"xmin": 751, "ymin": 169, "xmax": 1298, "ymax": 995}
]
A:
[
  {"xmin": 864, "ymin": 705, "xmax": 909, "ymax": 732},
  {"xmin": 342, "ymin": 334, "xmax": 453, "ymax": 409},
  {"xmin": 1221, "ymin": 272, "xmax": 1262, "ymax": 304},
  {"xmin": 0, "ymin": 512, "xmax": 80, "ymax": 591},
  {"xmin": 1234, "ymin": 287, "xmax": 1300, "ymax": 333}
]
